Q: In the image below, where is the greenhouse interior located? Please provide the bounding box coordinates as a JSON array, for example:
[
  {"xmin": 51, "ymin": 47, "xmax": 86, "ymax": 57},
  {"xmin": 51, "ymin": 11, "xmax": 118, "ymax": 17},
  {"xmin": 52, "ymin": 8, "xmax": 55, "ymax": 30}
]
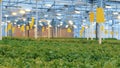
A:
[{"xmin": 0, "ymin": 0, "xmax": 120, "ymax": 68}]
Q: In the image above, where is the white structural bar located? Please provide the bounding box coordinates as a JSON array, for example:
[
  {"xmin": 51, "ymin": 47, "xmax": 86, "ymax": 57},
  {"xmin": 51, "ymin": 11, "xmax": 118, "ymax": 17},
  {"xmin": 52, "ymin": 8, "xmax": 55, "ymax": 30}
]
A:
[
  {"xmin": 0, "ymin": 1, "xmax": 2, "ymax": 40},
  {"xmin": 35, "ymin": 0, "xmax": 38, "ymax": 39}
]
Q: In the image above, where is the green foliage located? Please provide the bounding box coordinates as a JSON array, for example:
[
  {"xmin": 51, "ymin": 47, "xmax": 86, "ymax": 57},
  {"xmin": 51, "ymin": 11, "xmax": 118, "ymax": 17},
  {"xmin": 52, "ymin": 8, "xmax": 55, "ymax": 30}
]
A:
[{"xmin": 0, "ymin": 37, "xmax": 120, "ymax": 68}]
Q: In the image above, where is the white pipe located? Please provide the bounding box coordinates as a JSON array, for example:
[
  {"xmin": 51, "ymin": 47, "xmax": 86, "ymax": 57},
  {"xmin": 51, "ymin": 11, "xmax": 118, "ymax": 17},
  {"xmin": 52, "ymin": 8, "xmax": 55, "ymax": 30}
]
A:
[
  {"xmin": 86, "ymin": 28, "xmax": 89, "ymax": 40},
  {"xmin": 35, "ymin": 0, "xmax": 38, "ymax": 39},
  {"xmin": 99, "ymin": 24, "xmax": 102, "ymax": 44},
  {"xmin": 0, "ymin": 1, "xmax": 2, "ymax": 40},
  {"xmin": 48, "ymin": 26, "xmax": 50, "ymax": 38},
  {"xmin": 90, "ymin": 23, "xmax": 93, "ymax": 40},
  {"xmin": 5, "ymin": 17, "xmax": 7, "ymax": 37},
  {"xmin": 56, "ymin": 26, "xmax": 57, "ymax": 37},
  {"xmin": 60, "ymin": 27, "xmax": 61, "ymax": 37},
  {"xmin": 98, "ymin": 0, "xmax": 103, "ymax": 44}
]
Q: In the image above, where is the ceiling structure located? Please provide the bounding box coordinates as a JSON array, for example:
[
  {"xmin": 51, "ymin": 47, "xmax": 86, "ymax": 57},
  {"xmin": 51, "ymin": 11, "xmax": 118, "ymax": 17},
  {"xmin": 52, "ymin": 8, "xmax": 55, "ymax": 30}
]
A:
[{"xmin": 0, "ymin": 0, "xmax": 120, "ymax": 28}]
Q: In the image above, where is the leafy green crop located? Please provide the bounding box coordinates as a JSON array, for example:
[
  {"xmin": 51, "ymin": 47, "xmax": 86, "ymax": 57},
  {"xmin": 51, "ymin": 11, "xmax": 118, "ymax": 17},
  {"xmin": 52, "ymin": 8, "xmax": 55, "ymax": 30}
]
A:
[{"xmin": 0, "ymin": 37, "xmax": 120, "ymax": 68}]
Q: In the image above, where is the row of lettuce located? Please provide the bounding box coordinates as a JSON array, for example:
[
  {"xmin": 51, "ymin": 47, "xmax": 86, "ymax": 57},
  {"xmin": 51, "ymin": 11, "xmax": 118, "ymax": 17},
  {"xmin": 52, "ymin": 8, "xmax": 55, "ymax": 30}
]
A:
[{"xmin": 0, "ymin": 37, "xmax": 120, "ymax": 68}]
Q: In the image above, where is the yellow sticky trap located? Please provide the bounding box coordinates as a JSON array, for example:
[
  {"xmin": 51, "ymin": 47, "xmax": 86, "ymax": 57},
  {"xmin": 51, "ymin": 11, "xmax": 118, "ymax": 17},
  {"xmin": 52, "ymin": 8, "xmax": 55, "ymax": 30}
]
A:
[
  {"xmin": 80, "ymin": 30, "xmax": 84, "ymax": 33},
  {"xmin": 116, "ymin": 32, "xmax": 118, "ymax": 35},
  {"xmin": 67, "ymin": 28, "xmax": 71, "ymax": 32},
  {"xmin": 80, "ymin": 33, "xmax": 83, "ymax": 37},
  {"xmin": 29, "ymin": 24, "xmax": 33, "ymax": 29},
  {"xmin": 89, "ymin": 12, "xmax": 94, "ymax": 23},
  {"xmin": 79, "ymin": 27, "xmax": 85, "ymax": 36},
  {"xmin": 12, "ymin": 27, "xmax": 15, "ymax": 33},
  {"xmin": 26, "ymin": 26, "xmax": 29, "ymax": 30},
  {"xmin": 104, "ymin": 30, "xmax": 108, "ymax": 34},
  {"xmin": 42, "ymin": 27, "xmax": 45, "ymax": 32},
  {"xmin": 5, "ymin": 27, "xmax": 8, "ymax": 32},
  {"xmin": 96, "ymin": 7, "xmax": 105, "ymax": 23},
  {"xmin": 0, "ymin": 0, "xmax": 2, "ymax": 3},
  {"xmin": 31, "ymin": 17, "xmax": 34, "ymax": 26},
  {"xmin": 20, "ymin": 25, "xmax": 25, "ymax": 32},
  {"xmin": 7, "ymin": 23, "xmax": 12, "ymax": 31},
  {"xmin": 100, "ymin": 26, "xmax": 104, "ymax": 31},
  {"xmin": 80, "ymin": 30, "xmax": 83, "ymax": 37},
  {"xmin": 29, "ymin": 17, "xmax": 35, "ymax": 29},
  {"xmin": 110, "ymin": 31, "xmax": 114, "ymax": 35},
  {"xmin": 81, "ymin": 27, "xmax": 85, "ymax": 31}
]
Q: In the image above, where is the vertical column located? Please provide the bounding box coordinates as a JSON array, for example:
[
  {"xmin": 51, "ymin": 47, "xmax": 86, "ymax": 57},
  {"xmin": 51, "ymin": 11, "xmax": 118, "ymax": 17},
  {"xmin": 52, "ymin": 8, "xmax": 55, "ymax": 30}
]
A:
[
  {"xmin": 98, "ymin": 0, "xmax": 104, "ymax": 44},
  {"xmin": 0, "ymin": 1, "xmax": 2, "ymax": 40},
  {"xmin": 90, "ymin": 23, "xmax": 93, "ymax": 40},
  {"xmin": 60, "ymin": 27, "xmax": 61, "ymax": 37},
  {"xmin": 56, "ymin": 26, "xmax": 57, "ymax": 37},
  {"xmin": 35, "ymin": 0, "xmax": 38, "ymax": 39},
  {"xmin": 48, "ymin": 25, "xmax": 50, "ymax": 38},
  {"xmin": 118, "ymin": 25, "xmax": 119, "ymax": 39},
  {"xmin": 5, "ymin": 17, "xmax": 7, "ymax": 37}
]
